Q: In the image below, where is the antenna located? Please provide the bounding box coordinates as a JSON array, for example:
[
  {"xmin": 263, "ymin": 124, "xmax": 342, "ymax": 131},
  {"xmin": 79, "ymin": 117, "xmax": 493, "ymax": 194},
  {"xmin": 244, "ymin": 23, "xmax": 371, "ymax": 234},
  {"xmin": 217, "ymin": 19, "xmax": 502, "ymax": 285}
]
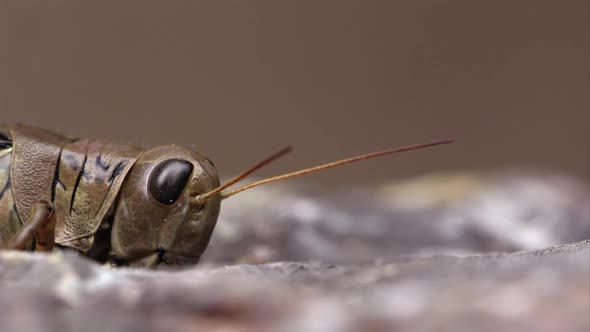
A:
[
  {"xmin": 198, "ymin": 139, "xmax": 453, "ymax": 202},
  {"xmin": 192, "ymin": 146, "xmax": 292, "ymax": 205}
]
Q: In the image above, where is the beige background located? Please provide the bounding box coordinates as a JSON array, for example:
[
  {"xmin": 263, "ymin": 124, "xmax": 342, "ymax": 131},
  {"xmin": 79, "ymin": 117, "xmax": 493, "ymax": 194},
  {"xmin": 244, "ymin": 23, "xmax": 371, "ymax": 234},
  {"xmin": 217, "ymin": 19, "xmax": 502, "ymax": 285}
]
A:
[{"xmin": 0, "ymin": 1, "xmax": 588, "ymax": 187}]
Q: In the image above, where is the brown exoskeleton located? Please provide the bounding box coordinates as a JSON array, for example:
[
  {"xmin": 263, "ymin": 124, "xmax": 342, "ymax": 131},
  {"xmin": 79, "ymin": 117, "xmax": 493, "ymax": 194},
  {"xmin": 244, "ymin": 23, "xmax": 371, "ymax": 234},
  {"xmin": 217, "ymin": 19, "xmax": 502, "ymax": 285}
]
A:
[{"xmin": 0, "ymin": 124, "xmax": 452, "ymax": 268}]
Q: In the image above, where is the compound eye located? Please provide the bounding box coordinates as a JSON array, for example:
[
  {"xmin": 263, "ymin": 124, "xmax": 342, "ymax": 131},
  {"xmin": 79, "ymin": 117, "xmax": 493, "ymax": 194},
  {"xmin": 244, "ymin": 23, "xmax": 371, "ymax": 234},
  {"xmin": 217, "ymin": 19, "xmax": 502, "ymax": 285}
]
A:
[{"xmin": 148, "ymin": 159, "xmax": 194, "ymax": 205}]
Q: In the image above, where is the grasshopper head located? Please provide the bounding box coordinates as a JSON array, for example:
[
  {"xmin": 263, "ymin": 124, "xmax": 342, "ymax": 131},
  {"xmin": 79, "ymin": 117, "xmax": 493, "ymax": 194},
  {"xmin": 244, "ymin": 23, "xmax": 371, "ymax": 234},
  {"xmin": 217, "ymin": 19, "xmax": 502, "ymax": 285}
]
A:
[
  {"xmin": 110, "ymin": 145, "xmax": 221, "ymax": 268},
  {"xmin": 107, "ymin": 139, "xmax": 453, "ymax": 268}
]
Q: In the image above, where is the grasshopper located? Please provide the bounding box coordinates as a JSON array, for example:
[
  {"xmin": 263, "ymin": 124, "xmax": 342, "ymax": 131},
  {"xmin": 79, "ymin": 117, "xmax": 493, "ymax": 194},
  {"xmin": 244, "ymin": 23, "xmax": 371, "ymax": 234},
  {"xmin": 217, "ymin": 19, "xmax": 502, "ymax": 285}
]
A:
[{"xmin": 0, "ymin": 124, "xmax": 452, "ymax": 268}]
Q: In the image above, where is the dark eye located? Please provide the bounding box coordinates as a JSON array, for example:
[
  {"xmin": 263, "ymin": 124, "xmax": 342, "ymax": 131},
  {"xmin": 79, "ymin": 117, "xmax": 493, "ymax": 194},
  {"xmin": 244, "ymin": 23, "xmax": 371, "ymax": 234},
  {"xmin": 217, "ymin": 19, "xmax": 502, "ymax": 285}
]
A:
[{"xmin": 148, "ymin": 159, "xmax": 193, "ymax": 205}]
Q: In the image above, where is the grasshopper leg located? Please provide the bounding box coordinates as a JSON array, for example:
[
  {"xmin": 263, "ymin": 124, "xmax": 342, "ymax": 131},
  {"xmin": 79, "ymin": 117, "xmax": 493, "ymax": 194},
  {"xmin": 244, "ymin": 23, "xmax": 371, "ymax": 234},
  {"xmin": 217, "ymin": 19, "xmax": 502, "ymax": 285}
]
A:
[{"xmin": 7, "ymin": 200, "xmax": 56, "ymax": 251}]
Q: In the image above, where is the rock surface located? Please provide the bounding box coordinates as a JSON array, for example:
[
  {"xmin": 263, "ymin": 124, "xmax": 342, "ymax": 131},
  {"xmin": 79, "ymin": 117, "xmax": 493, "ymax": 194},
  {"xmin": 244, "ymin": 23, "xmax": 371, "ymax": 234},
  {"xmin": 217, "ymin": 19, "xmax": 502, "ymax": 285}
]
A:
[
  {"xmin": 0, "ymin": 171, "xmax": 589, "ymax": 332},
  {"xmin": 204, "ymin": 170, "xmax": 590, "ymax": 264}
]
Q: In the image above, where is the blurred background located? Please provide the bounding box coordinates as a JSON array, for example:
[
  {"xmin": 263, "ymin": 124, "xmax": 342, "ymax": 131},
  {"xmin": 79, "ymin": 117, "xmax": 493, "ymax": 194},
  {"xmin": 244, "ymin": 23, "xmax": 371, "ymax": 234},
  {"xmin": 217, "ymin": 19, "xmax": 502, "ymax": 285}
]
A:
[{"xmin": 0, "ymin": 0, "xmax": 588, "ymax": 188}]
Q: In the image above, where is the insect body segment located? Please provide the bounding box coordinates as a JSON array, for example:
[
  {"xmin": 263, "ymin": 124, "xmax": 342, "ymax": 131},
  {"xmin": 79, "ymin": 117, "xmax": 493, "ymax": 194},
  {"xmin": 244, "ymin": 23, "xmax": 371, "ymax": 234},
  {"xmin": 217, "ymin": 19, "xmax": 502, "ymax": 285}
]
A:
[{"xmin": 0, "ymin": 124, "xmax": 452, "ymax": 268}]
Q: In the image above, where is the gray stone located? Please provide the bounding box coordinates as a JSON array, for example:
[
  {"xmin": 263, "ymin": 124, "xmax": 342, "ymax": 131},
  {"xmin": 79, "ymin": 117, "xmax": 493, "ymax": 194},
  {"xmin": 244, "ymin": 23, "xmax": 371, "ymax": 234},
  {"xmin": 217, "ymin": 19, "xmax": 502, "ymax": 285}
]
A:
[
  {"xmin": 0, "ymin": 241, "xmax": 588, "ymax": 332},
  {"xmin": 204, "ymin": 170, "xmax": 590, "ymax": 264},
  {"xmin": 0, "ymin": 171, "xmax": 588, "ymax": 332}
]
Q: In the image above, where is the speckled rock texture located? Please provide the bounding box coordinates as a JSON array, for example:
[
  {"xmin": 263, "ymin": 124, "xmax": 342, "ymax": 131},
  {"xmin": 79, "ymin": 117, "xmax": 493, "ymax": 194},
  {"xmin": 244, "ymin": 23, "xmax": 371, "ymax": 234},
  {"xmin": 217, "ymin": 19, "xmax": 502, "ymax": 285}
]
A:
[{"xmin": 0, "ymin": 170, "xmax": 589, "ymax": 332}]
